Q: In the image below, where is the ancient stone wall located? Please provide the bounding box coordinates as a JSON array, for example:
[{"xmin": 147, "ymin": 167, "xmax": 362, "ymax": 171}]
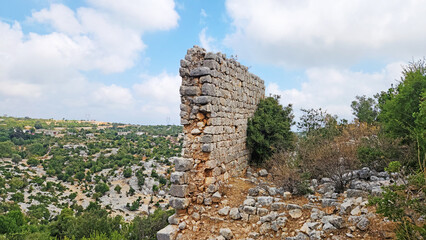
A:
[{"xmin": 168, "ymin": 46, "xmax": 265, "ymax": 215}]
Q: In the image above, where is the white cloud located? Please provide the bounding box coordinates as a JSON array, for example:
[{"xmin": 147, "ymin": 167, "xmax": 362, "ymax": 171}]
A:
[
  {"xmin": 29, "ymin": 4, "xmax": 146, "ymax": 74},
  {"xmin": 93, "ymin": 84, "xmax": 134, "ymax": 106},
  {"xmin": 87, "ymin": 0, "xmax": 179, "ymax": 31},
  {"xmin": 225, "ymin": 0, "xmax": 426, "ymax": 68},
  {"xmin": 267, "ymin": 62, "xmax": 404, "ymax": 121},
  {"xmin": 134, "ymin": 72, "xmax": 180, "ymax": 103},
  {"xmin": 200, "ymin": 9, "xmax": 207, "ymax": 18},
  {"xmin": 0, "ymin": 1, "xmax": 180, "ymax": 124},
  {"xmin": 32, "ymin": 4, "xmax": 82, "ymax": 35},
  {"xmin": 199, "ymin": 27, "xmax": 217, "ymax": 52},
  {"xmin": 0, "ymin": 81, "xmax": 42, "ymax": 98},
  {"xmin": 133, "ymin": 72, "xmax": 181, "ymax": 121}
]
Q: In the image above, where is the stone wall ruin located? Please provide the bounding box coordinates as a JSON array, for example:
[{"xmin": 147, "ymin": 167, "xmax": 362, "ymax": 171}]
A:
[{"xmin": 168, "ymin": 46, "xmax": 265, "ymax": 215}]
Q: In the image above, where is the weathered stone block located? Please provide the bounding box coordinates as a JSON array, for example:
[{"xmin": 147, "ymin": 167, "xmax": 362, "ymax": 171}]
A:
[
  {"xmin": 204, "ymin": 52, "xmax": 217, "ymax": 60},
  {"xmin": 199, "ymin": 104, "xmax": 212, "ymax": 113},
  {"xmin": 201, "ymin": 83, "xmax": 216, "ymax": 96},
  {"xmin": 157, "ymin": 225, "xmax": 178, "ymax": 240},
  {"xmin": 243, "ymin": 206, "xmax": 257, "ymax": 215},
  {"xmin": 180, "ymin": 86, "xmax": 200, "ymax": 96},
  {"xmin": 169, "ymin": 197, "xmax": 190, "ymax": 210},
  {"xmin": 205, "ymin": 160, "xmax": 217, "ymax": 169},
  {"xmin": 190, "ymin": 67, "xmax": 211, "ymax": 77},
  {"xmin": 168, "ymin": 214, "xmax": 179, "ymax": 225},
  {"xmin": 174, "ymin": 158, "xmax": 193, "ymax": 171},
  {"xmin": 212, "ymin": 191, "xmax": 222, "ymax": 203},
  {"xmin": 204, "ymin": 59, "xmax": 219, "ymax": 70},
  {"xmin": 202, "ymin": 144, "xmax": 212, "ymax": 152},
  {"xmin": 170, "ymin": 172, "xmax": 188, "ymax": 185},
  {"xmin": 200, "ymin": 75, "xmax": 212, "ymax": 83},
  {"xmin": 194, "ymin": 96, "xmax": 211, "ymax": 105},
  {"xmin": 200, "ymin": 134, "xmax": 213, "ymax": 143},
  {"xmin": 179, "ymin": 67, "xmax": 189, "ymax": 77},
  {"xmin": 170, "ymin": 185, "xmax": 188, "ymax": 198},
  {"xmin": 180, "ymin": 59, "xmax": 190, "ymax": 68}
]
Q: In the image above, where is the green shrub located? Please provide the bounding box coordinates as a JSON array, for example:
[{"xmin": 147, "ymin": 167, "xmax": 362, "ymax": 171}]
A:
[
  {"xmin": 11, "ymin": 192, "xmax": 24, "ymax": 203},
  {"xmin": 114, "ymin": 185, "xmax": 122, "ymax": 194},
  {"xmin": 369, "ymin": 162, "xmax": 426, "ymax": 239},
  {"xmin": 123, "ymin": 168, "xmax": 132, "ymax": 178},
  {"xmin": 128, "ymin": 209, "xmax": 174, "ymax": 240},
  {"xmin": 26, "ymin": 157, "xmax": 39, "ymax": 166},
  {"xmin": 385, "ymin": 161, "xmax": 402, "ymax": 173},
  {"xmin": 11, "ymin": 154, "xmax": 22, "ymax": 165},
  {"xmin": 94, "ymin": 183, "xmax": 109, "ymax": 196},
  {"xmin": 247, "ymin": 96, "xmax": 294, "ymax": 165},
  {"xmin": 376, "ymin": 59, "xmax": 426, "ymax": 171},
  {"xmin": 357, "ymin": 133, "xmax": 415, "ymax": 172}
]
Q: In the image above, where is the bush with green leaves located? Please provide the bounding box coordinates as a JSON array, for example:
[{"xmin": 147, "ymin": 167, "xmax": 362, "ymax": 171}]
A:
[
  {"xmin": 114, "ymin": 185, "xmax": 122, "ymax": 194},
  {"xmin": 123, "ymin": 168, "xmax": 132, "ymax": 178},
  {"xmin": 11, "ymin": 154, "xmax": 22, "ymax": 165},
  {"xmin": 369, "ymin": 162, "xmax": 426, "ymax": 240},
  {"xmin": 26, "ymin": 157, "xmax": 39, "ymax": 166},
  {"xmin": 351, "ymin": 95, "xmax": 379, "ymax": 124},
  {"xmin": 94, "ymin": 183, "xmax": 109, "ymax": 196},
  {"xmin": 11, "ymin": 192, "xmax": 24, "ymax": 203},
  {"xmin": 376, "ymin": 59, "xmax": 426, "ymax": 171},
  {"xmin": 356, "ymin": 133, "xmax": 415, "ymax": 172},
  {"xmin": 247, "ymin": 95, "xmax": 294, "ymax": 165},
  {"xmin": 128, "ymin": 208, "xmax": 174, "ymax": 240}
]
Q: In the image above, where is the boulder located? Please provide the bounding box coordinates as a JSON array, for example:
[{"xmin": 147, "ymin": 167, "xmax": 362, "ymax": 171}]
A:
[
  {"xmin": 356, "ymin": 217, "xmax": 370, "ymax": 231},
  {"xmin": 258, "ymin": 169, "xmax": 268, "ymax": 177},
  {"xmin": 218, "ymin": 206, "xmax": 231, "ymax": 216},
  {"xmin": 220, "ymin": 228, "xmax": 233, "ymax": 240},
  {"xmin": 229, "ymin": 208, "xmax": 241, "ymax": 220},
  {"xmin": 157, "ymin": 225, "xmax": 178, "ymax": 240},
  {"xmin": 289, "ymin": 209, "xmax": 303, "ymax": 219}
]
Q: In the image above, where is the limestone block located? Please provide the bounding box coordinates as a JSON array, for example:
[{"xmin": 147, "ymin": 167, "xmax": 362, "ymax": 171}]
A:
[
  {"xmin": 179, "ymin": 67, "xmax": 189, "ymax": 77},
  {"xmin": 204, "ymin": 52, "xmax": 217, "ymax": 60},
  {"xmin": 180, "ymin": 86, "xmax": 200, "ymax": 96},
  {"xmin": 168, "ymin": 214, "xmax": 179, "ymax": 225},
  {"xmin": 200, "ymin": 75, "xmax": 212, "ymax": 83},
  {"xmin": 205, "ymin": 160, "xmax": 217, "ymax": 169},
  {"xmin": 170, "ymin": 172, "xmax": 188, "ymax": 185},
  {"xmin": 200, "ymin": 134, "xmax": 213, "ymax": 143},
  {"xmin": 199, "ymin": 104, "xmax": 211, "ymax": 113},
  {"xmin": 174, "ymin": 158, "xmax": 193, "ymax": 171},
  {"xmin": 157, "ymin": 225, "xmax": 178, "ymax": 240},
  {"xmin": 201, "ymin": 144, "xmax": 212, "ymax": 152},
  {"xmin": 201, "ymin": 83, "xmax": 216, "ymax": 96},
  {"xmin": 190, "ymin": 67, "xmax": 211, "ymax": 77},
  {"xmin": 180, "ymin": 59, "xmax": 190, "ymax": 68},
  {"xmin": 169, "ymin": 197, "xmax": 190, "ymax": 210},
  {"xmin": 194, "ymin": 96, "xmax": 211, "ymax": 105},
  {"xmin": 170, "ymin": 185, "xmax": 188, "ymax": 198}
]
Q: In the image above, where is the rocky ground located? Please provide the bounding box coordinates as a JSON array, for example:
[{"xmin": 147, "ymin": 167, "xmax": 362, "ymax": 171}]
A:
[{"xmin": 161, "ymin": 167, "xmax": 398, "ymax": 240}]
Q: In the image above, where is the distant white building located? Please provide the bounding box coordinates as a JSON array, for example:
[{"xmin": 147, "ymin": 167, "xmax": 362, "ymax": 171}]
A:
[
  {"xmin": 86, "ymin": 133, "xmax": 95, "ymax": 139},
  {"xmin": 117, "ymin": 131, "xmax": 130, "ymax": 136},
  {"xmin": 35, "ymin": 129, "xmax": 58, "ymax": 136}
]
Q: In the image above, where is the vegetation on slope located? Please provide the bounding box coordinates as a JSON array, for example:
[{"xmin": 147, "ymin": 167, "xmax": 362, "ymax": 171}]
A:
[{"xmin": 247, "ymin": 59, "xmax": 426, "ymax": 239}]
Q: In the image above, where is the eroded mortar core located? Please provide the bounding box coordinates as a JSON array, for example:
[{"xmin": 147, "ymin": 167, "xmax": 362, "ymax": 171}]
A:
[{"xmin": 169, "ymin": 46, "xmax": 265, "ymax": 215}]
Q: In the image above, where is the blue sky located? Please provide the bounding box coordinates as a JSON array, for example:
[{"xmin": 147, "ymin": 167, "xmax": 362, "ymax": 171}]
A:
[{"xmin": 1, "ymin": 0, "xmax": 425, "ymax": 125}]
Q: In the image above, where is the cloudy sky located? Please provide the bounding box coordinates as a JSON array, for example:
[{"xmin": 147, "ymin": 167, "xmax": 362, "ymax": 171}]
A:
[{"xmin": 1, "ymin": 0, "xmax": 425, "ymax": 125}]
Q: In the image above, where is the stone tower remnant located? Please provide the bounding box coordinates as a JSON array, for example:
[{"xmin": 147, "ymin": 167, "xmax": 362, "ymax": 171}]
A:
[
  {"xmin": 158, "ymin": 46, "xmax": 265, "ymax": 239},
  {"xmin": 170, "ymin": 46, "xmax": 265, "ymax": 211}
]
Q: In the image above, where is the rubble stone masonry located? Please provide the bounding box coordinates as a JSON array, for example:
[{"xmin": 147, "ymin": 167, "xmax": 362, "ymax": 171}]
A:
[{"xmin": 168, "ymin": 46, "xmax": 265, "ymax": 215}]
